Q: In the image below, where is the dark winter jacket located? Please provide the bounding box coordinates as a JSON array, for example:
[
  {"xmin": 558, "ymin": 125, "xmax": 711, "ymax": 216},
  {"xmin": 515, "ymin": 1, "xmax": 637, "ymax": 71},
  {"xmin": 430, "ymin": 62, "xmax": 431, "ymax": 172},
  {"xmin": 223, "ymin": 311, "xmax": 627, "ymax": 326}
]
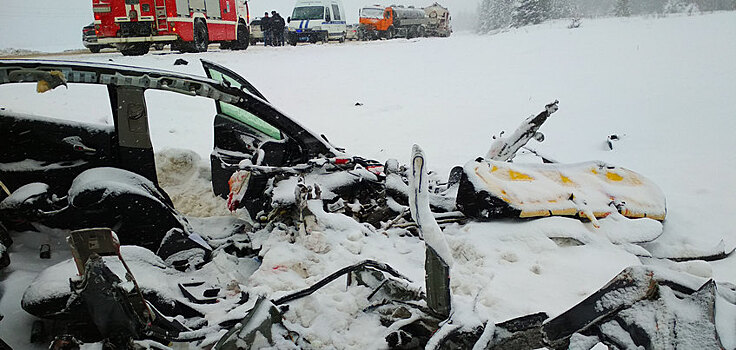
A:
[
  {"xmin": 261, "ymin": 16, "xmax": 272, "ymax": 31},
  {"xmin": 272, "ymin": 14, "xmax": 286, "ymax": 30}
]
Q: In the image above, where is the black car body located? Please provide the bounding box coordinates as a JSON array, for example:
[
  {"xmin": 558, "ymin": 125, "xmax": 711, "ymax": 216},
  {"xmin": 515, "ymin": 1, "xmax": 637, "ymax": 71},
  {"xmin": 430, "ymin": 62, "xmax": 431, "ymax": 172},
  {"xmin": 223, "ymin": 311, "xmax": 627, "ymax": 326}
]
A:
[{"xmin": 0, "ymin": 59, "xmax": 337, "ymax": 216}]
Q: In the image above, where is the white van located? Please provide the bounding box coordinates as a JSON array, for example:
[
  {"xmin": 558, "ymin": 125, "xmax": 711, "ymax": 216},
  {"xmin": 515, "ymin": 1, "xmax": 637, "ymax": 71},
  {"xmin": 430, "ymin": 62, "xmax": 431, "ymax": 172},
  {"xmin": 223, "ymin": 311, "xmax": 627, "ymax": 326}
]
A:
[{"xmin": 287, "ymin": 0, "xmax": 347, "ymax": 45}]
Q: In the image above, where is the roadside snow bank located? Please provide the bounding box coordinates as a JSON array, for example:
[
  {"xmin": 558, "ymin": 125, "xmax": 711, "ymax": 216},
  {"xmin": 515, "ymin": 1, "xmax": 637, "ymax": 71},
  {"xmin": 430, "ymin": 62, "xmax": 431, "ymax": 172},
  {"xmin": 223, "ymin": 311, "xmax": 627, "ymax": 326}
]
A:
[
  {"xmin": 0, "ymin": 48, "xmax": 42, "ymax": 57},
  {"xmin": 155, "ymin": 149, "xmax": 232, "ymax": 217}
]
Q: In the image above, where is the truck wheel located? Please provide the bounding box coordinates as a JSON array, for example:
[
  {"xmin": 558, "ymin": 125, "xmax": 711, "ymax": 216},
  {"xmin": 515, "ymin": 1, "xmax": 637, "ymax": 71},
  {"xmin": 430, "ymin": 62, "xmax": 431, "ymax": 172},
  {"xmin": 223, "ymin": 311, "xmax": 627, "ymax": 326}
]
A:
[
  {"xmin": 339, "ymin": 33, "xmax": 346, "ymax": 43},
  {"xmin": 387, "ymin": 26, "xmax": 396, "ymax": 39},
  {"xmin": 193, "ymin": 21, "xmax": 209, "ymax": 52},
  {"xmin": 231, "ymin": 23, "xmax": 249, "ymax": 50},
  {"xmin": 322, "ymin": 33, "xmax": 329, "ymax": 44},
  {"xmin": 417, "ymin": 26, "xmax": 426, "ymax": 38},
  {"xmin": 88, "ymin": 46, "xmax": 101, "ymax": 53},
  {"xmin": 120, "ymin": 43, "xmax": 150, "ymax": 56}
]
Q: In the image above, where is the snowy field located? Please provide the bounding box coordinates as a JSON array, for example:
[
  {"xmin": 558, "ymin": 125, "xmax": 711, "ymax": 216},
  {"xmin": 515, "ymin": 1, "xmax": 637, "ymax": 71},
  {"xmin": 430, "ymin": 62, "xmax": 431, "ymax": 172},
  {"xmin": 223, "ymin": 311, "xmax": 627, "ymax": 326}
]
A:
[{"xmin": 2, "ymin": 11, "xmax": 736, "ymax": 349}]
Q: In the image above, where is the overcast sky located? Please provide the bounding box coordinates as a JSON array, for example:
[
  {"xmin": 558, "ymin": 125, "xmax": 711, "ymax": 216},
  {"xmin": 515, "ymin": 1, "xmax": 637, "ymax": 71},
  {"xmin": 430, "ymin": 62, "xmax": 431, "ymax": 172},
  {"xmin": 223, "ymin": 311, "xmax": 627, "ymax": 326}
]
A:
[{"xmin": 0, "ymin": 0, "xmax": 479, "ymax": 52}]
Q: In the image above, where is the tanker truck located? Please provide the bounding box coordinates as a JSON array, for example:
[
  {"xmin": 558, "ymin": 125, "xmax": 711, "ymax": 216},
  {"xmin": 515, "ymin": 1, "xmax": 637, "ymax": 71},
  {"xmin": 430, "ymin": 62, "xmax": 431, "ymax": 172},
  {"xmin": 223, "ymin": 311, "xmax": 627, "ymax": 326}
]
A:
[
  {"xmin": 424, "ymin": 3, "xmax": 451, "ymax": 37},
  {"xmin": 358, "ymin": 5, "xmax": 429, "ymax": 40}
]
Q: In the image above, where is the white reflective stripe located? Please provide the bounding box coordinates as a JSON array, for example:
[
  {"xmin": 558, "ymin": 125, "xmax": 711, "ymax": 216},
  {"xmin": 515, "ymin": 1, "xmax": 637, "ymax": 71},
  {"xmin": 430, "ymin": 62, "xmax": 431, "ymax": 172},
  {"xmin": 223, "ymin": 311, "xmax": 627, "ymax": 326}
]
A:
[
  {"xmin": 206, "ymin": 19, "xmax": 238, "ymax": 25},
  {"xmin": 94, "ymin": 19, "xmax": 102, "ymax": 24},
  {"xmin": 93, "ymin": 6, "xmax": 111, "ymax": 13},
  {"xmin": 139, "ymin": 16, "xmax": 155, "ymax": 21},
  {"xmin": 115, "ymin": 17, "xmax": 131, "ymax": 22},
  {"xmin": 97, "ymin": 35, "xmax": 178, "ymax": 44},
  {"xmin": 168, "ymin": 17, "xmax": 194, "ymax": 23},
  {"xmin": 166, "ymin": 17, "xmax": 236, "ymax": 25}
]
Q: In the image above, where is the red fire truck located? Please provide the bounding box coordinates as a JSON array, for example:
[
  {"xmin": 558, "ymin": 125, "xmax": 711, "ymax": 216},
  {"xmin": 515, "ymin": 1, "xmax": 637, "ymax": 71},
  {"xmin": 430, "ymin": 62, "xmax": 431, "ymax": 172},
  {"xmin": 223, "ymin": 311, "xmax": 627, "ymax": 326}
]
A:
[{"xmin": 92, "ymin": 0, "xmax": 250, "ymax": 55}]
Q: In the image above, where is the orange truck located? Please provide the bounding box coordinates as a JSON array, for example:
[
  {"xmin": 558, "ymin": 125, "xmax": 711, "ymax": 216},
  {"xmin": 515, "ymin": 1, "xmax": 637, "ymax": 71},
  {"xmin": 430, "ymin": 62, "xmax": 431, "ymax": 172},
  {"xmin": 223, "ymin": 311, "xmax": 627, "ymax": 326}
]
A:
[{"xmin": 357, "ymin": 5, "xmax": 429, "ymax": 40}]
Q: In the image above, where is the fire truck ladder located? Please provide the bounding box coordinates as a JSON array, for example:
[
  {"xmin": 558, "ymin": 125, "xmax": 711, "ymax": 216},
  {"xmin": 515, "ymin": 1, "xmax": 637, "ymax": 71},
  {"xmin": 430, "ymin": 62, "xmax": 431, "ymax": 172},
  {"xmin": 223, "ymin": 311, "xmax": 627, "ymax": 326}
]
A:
[{"xmin": 154, "ymin": 0, "xmax": 169, "ymax": 31}]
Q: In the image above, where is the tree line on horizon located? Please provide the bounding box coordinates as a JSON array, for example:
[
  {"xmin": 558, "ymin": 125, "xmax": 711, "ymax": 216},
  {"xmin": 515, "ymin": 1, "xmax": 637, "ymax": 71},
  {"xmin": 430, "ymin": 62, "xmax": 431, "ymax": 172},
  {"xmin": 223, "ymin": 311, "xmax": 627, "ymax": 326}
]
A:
[{"xmin": 476, "ymin": 0, "xmax": 736, "ymax": 33}]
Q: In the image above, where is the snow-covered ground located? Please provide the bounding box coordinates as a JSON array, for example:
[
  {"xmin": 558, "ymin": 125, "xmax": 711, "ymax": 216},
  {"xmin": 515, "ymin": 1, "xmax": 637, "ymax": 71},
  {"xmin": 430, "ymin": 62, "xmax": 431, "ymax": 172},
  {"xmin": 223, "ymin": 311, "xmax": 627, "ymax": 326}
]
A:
[{"xmin": 1, "ymin": 11, "xmax": 736, "ymax": 349}]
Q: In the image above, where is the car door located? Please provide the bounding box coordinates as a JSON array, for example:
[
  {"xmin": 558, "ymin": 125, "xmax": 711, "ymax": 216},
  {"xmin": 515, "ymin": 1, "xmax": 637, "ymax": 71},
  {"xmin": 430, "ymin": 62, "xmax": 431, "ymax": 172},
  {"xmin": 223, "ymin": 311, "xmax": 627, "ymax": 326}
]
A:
[
  {"xmin": 202, "ymin": 60, "xmax": 280, "ymax": 198},
  {"xmin": 201, "ymin": 60, "xmax": 268, "ymax": 102},
  {"xmin": 0, "ymin": 110, "xmax": 116, "ymax": 194},
  {"xmin": 201, "ymin": 60, "xmax": 333, "ymax": 211}
]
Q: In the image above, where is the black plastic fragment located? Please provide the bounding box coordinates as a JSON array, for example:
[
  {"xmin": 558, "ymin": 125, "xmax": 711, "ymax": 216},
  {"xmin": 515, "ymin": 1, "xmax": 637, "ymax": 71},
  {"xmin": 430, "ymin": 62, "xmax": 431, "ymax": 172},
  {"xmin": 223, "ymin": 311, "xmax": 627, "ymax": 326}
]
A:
[{"xmin": 40, "ymin": 243, "xmax": 51, "ymax": 259}]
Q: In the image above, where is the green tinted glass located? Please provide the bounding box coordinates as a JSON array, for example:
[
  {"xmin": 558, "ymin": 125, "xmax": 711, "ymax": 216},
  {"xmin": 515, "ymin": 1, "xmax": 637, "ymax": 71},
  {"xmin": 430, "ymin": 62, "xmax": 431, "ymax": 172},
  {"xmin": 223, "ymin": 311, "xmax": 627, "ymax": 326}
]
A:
[
  {"xmin": 208, "ymin": 70, "xmax": 242, "ymax": 90},
  {"xmin": 220, "ymin": 102, "xmax": 282, "ymax": 140}
]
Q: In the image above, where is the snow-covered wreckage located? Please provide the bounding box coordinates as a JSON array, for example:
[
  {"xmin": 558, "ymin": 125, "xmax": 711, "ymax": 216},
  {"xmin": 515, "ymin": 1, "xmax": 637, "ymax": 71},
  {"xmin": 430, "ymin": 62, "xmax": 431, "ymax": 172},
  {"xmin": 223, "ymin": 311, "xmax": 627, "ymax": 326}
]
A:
[{"xmin": 0, "ymin": 59, "xmax": 734, "ymax": 349}]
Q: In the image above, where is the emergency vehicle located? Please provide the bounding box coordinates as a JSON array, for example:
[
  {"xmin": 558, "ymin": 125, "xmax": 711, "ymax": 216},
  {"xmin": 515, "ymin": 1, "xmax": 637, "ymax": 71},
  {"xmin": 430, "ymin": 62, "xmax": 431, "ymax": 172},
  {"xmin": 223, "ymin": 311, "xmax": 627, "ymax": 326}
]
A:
[
  {"xmin": 287, "ymin": 0, "xmax": 347, "ymax": 45},
  {"xmin": 92, "ymin": 0, "xmax": 251, "ymax": 55}
]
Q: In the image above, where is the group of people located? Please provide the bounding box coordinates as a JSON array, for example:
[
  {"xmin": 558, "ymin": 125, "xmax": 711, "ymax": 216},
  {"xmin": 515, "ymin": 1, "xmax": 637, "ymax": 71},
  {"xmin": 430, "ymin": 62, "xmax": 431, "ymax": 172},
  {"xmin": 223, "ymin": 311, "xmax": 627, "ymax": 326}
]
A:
[{"xmin": 261, "ymin": 11, "xmax": 286, "ymax": 46}]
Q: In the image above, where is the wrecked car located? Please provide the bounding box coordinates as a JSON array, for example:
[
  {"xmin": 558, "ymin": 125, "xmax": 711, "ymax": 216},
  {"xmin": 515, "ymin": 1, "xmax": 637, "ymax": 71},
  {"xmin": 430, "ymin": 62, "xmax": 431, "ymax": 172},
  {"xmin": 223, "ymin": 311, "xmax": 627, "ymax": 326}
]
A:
[{"xmin": 1, "ymin": 59, "xmax": 732, "ymax": 349}]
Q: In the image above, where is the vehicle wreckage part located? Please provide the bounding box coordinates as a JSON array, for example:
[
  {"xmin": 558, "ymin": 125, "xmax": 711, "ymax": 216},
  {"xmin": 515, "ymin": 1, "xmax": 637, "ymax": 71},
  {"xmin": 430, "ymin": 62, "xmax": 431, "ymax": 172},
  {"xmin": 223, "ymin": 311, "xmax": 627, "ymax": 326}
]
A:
[
  {"xmin": 0, "ymin": 180, "xmax": 10, "ymax": 197},
  {"xmin": 424, "ymin": 247, "xmax": 451, "ymax": 319},
  {"xmin": 67, "ymin": 228, "xmax": 121, "ymax": 274},
  {"xmin": 271, "ymin": 259, "xmax": 412, "ymax": 306},
  {"xmin": 408, "ymin": 144, "xmax": 452, "ymax": 318},
  {"xmin": 7, "ymin": 69, "xmax": 68, "ymax": 93},
  {"xmin": 542, "ymin": 266, "xmax": 659, "ymax": 346},
  {"xmin": 177, "ymin": 281, "xmax": 241, "ymax": 305},
  {"xmin": 456, "ymin": 159, "xmax": 667, "ymax": 222},
  {"xmin": 68, "ymin": 228, "xmax": 153, "ymax": 329},
  {"xmin": 1, "ymin": 59, "xmax": 336, "ymax": 226},
  {"xmin": 0, "ymin": 338, "xmax": 9, "ymax": 350},
  {"xmin": 440, "ymin": 265, "xmax": 731, "ymax": 349},
  {"xmin": 480, "ymin": 312, "xmax": 549, "ymax": 350},
  {"xmin": 486, "ymin": 100, "xmax": 558, "ymax": 162},
  {"xmin": 0, "ymin": 222, "xmax": 11, "ymax": 269},
  {"xmin": 67, "ymin": 167, "xmax": 189, "ymax": 252},
  {"xmin": 202, "ymin": 59, "xmax": 269, "ymax": 102},
  {"xmin": 0, "ymin": 246, "xmax": 8, "ymax": 270},
  {"xmin": 72, "ymin": 254, "xmax": 183, "ymax": 346},
  {"xmin": 227, "ymin": 170, "xmax": 251, "ymax": 211},
  {"xmin": 109, "ymin": 86, "xmax": 157, "ymax": 183},
  {"xmin": 588, "ymin": 280, "xmax": 724, "ymax": 349},
  {"xmin": 213, "ymin": 296, "xmax": 296, "ymax": 350},
  {"xmin": 49, "ymin": 335, "xmax": 82, "ymax": 350},
  {"xmin": 0, "ymin": 110, "xmax": 117, "ymax": 195},
  {"xmin": 156, "ymin": 228, "xmax": 212, "ymax": 271},
  {"xmin": 425, "ymin": 312, "xmax": 551, "ymax": 349},
  {"xmin": 30, "ymin": 320, "xmax": 45, "ymax": 343},
  {"xmin": 0, "ymin": 182, "xmax": 54, "ymax": 213},
  {"xmin": 39, "ymin": 243, "xmax": 51, "ymax": 259},
  {"xmin": 542, "ymin": 266, "xmax": 726, "ymax": 349},
  {"xmin": 649, "ymin": 240, "xmax": 736, "ymax": 262},
  {"xmin": 66, "ymin": 230, "xmax": 187, "ymax": 345}
]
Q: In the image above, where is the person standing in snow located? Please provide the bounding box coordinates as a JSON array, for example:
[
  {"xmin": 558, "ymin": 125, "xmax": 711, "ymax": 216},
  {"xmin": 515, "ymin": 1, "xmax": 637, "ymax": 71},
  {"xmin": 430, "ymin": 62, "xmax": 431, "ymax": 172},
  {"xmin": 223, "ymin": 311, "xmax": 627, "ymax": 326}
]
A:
[
  {"xmin": 272, "ymin": 11, "xmax": 286, "ymax": 46},
  {"xmin": 262, "ymin": 12, "xmax": 272, "ymax": 46}
]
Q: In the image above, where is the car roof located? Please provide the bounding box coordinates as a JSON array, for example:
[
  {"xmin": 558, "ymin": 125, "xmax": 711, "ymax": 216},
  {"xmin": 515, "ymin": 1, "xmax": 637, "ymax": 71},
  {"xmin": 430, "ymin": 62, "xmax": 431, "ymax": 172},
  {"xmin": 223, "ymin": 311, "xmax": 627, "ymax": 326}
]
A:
[
  {"xmin": 0, "ymin": 59, "xmax": 336, "ymax": 156},
  {"xmin": 0, "ymin": 59, "xmax": 223, "ymax": 87},
  {"xmin": 0, "ymin": 59, "xmax": 244, "ymax": 104}
]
